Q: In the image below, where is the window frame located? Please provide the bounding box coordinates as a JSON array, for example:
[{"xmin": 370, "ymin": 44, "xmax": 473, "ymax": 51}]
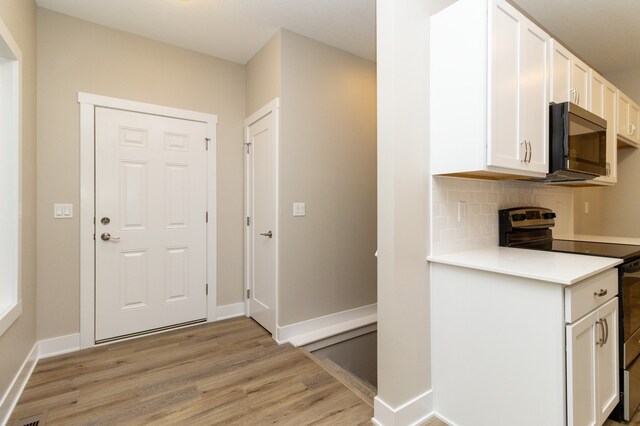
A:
[{"xmin": 0, "ymin": 16, "xmax": 22, "ymax": 337}]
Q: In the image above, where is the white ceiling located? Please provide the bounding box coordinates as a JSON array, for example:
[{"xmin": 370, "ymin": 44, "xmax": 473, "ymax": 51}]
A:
[
  {"xmin": 35, "ymin": 0, "xmax": 376, "ymax": 65},
  {"xmin": 34, "ymin": 1, "xmax": 639, "ymax": 74},
  {"xmin": 512, "ymin": 0, "xmax": 640, "ymax": 74}
]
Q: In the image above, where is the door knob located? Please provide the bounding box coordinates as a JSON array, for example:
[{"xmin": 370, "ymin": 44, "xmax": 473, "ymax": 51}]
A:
[
  {"xmin": 101, "ymin": 232, "xmax": 120, "ymax": 241},
  {"xmin": 260, "ymin": 231, "xmax": 273, "ymax": 238}
]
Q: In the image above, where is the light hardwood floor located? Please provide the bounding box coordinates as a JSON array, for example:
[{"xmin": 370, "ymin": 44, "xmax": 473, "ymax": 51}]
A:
[{"xmin": 10, "ymin": 317, "xmax": 374, "ymax": 425}]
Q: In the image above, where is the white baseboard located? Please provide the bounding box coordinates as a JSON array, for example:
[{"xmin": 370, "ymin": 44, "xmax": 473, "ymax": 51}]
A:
[
  {"xmin": 276, "ymin": 303, "xmax": 377, "ymax": 347},
  {"xmin": 373, "ymin": 390, "xmax": 433, "ymax": 426},
  {"xmin": 38, "ymin": 333, "xmax": 80, "ymax": 359},
  {"xmin": 0, "ymin": 343, "xmax": 38, "ymax": 426},
  {"xmin": 216, "ymin": 302, "xmax": 245, "ymax": 321}
]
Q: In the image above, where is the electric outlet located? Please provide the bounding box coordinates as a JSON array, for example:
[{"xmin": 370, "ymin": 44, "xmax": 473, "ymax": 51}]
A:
[
  {"xmin": 293, "ymin": 202, "xmax": 306, "ymax": 217},
  {"xmin": 457, "ymin": 201, "xmax": 467, "ymax": 222}
]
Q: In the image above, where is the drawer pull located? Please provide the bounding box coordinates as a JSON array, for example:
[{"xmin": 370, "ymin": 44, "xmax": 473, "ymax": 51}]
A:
[{"xmin": 594, "ymin": 289, "xmax": 608, "ymax": 297}]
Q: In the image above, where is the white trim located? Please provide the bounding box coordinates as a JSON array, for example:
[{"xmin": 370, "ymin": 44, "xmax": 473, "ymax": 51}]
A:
[
  {"xmin": 276, "ymin": 303, "xmax": 377, "ymax": 346},
  {"xmin": 372, "ymin": 390, "xmax": 433, "ymax": 426},
  {"xmin": 0, "ymin": 301, "xmax": 21, "ymax": 337},
  {"xmin": 216, "ymin": 302, "xmax": 245, "ymax": 321},
  {"xmin": 38, "ymin": 333, "xmax": 80, "ymax": 359},
  {"xmin": 0, "ymin": 15, "xmax": 22, "ymax": 339},
  {"xmin": 244, "ymin": 98, "xmax": 280, "ymax": 336},
  {"xmin": 303, "ymin": 323, "xmax": 377, "ymax": 352},
  {"xmin": 0, "ymin": 343, "xmax": 37, "ymax": 426},
  {"xmin": 78, "ymin": 92, "xmax": 218, "ymax": 349},
  {"xmin": 77, "ymin": 93, "xmax": 217, "ymax": 124}
]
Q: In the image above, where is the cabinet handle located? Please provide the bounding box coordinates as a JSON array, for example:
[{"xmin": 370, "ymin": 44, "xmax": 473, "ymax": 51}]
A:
[
  {"xmin": 594, "ymin": 288, "xmax": 608, "ymax": 297},
  {"xmin": 520, "ymin": 140, "xmax": 527, "ymax": 162},
  {"xmin": 603, "ymin": 317, "xmax": 609, "ymax": 345},
  {"xmin": 570, "ymin": 88, "xmax": 576, "ymax": 103},
  {"xmin": 527, "ymin": 141, "xmax": 532, "ymax": 163},
  {"xmin": 606, "ymin": 162, "xmax": 611, "ymax": 177},
  {"xmin": 596, "ymin": 319, "xmax": 605, "ymax": 347}
]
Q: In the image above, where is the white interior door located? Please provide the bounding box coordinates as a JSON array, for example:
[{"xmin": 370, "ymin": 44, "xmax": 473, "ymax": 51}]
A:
[
  {"xmin": 245, "ymin": 104, "xmax": 278, "ymax": 335},
  {"xmin": 95, "ymin": 107, "xmax": 208, "ymax": 342}
]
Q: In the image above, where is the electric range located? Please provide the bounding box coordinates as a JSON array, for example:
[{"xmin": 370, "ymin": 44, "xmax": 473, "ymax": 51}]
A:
[{"xmin": 499, "ymin": 206, "xmax": 640, "ymax": 421}]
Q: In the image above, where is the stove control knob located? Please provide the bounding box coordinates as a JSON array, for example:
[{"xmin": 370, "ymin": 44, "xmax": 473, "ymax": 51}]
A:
[
  {"xmin": 542, "ymin": 212, "xmax": 556, "ymax": 219},
  {"xmin": 512, "ymin": 214, "xmax": 526, "ymax": 222}
]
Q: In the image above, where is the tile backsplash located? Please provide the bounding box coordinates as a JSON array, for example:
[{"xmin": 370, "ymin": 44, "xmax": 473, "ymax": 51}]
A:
[{"xmin": 431, "ymin": 177, "xmax": 574, "ymax": 255}]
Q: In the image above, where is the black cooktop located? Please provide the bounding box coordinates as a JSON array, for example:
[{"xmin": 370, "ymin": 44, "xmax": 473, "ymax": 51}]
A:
[{"xmin": 518, "ymin": 239, "xmax": 640, "ymax": 261}]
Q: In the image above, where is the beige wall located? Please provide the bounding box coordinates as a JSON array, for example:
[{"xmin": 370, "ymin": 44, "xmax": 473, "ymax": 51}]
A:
[
  {"xmin": 0, "ymin": 0, "xmax": 37, "ymax": 402},
  {"xmin": 246, "ymin": 30, "xmax": 281, "ymax": 117},
  {"xmin": 574, "ymin": 66, "xmax": 640, "ymax": 237},
  {"xmin": 278, "ymin": 30, "xmax": 377, "ymax": 326},
  {"xmin": 36, "ymin": 9, "xmax": 246, "ymax": 340}
]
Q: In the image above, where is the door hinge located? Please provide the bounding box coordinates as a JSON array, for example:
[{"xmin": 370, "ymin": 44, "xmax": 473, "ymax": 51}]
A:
[
  {"xmin": 247, "ymin": 289, "xmax": 250, "ymax": 299},
  {"xmin": 206, "ymin": 283, "xmax": 208, "ymax": 295},
  {"xmin": 246, "ymin": 216, "xmax": 250, "ymax": 226},
  {"xmin": 244, "ymin": 142, "xmax": 251, "ymax": 154},
  {"xmin": 205, "ymin": 138, "xmax": 211, "ymax": 150},
  {"xmin": 206, "ymin": 211, "xmax": 209, "ymax": 223}
]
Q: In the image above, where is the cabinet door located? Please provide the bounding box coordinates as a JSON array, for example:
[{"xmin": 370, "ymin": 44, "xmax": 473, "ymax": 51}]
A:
[
  {"xmin": 618, "ymin": 90, "xmax": 632, "ymax": 142},
  {"xmin": 520, "ymin": 21, "xmax": 549, "ymax": 173},
  {"xmin": 489, "ymin": 0, "xmax": 548, "ymax": 173},
  {"xmin": 593, "ymin": 75, "xmax": 617, "ymax": 184},
  {"xmin": 572, "ymin": 56, "xmax": 590, "ymax": 109},
  {"xmin": 567, "ymin": 310, "xmax": 598, "ymax": 426},
  {"xmin": 589, "ymin": 71, "xmax": 605, "ymax": 117},
  {"xmin": 631, "ymin": 102, "xmax": 640, "ymax": 144},
  {"xmin": 489, "ymin": 0, "xmax": 522, "ymax": 170},
  {"xmin": 549, "ymin": 39, "xmax": 571, "ymax": 104},
  {"xmin": 597, "ymin": 298, "xmax": 619, "ymax": 423}
]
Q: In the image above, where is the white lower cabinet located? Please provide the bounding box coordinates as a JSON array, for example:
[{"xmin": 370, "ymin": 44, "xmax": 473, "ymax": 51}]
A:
[
  {"xmin": 567, "ymin": 297, "xmax": 619, "ymax": 426},
  {"xmin": 431, "ymin": 263, "xmax": 619, "ymax": 426}
]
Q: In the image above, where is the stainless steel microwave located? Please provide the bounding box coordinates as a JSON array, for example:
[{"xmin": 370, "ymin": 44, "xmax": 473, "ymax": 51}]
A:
[{"xmin": 548, "ymin": 102, "xmax": 607, "ymax": 182}]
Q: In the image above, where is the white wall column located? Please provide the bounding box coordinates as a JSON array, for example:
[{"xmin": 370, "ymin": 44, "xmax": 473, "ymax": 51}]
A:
[{"xmin": 374, "ymin": 0, "xmax": 434, "ymax": 424}]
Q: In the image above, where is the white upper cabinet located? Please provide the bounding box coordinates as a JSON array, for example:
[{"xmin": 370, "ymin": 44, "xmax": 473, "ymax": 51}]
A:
[
  {"xmin": 430, "ymin": 0, "xmax": 549, "ymax": 179},
  {"xmin": 618, "ymin": 90, "xmax": 640, "ymax": 147},
  {"xmin": 549, "ymin": 40, "xmax": 589, "ymax": 108},
  {"xmin": 590, "ymin": 70, "xmax": 617, "ymax": 184},
  {"xmin": 571, "ymin": 56, "xmax": 590, "ymax": 109}
]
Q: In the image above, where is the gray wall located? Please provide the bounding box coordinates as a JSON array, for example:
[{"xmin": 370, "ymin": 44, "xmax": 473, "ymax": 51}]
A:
[
  {"xmin": 246, "ymin": 30, "xmax": 281, "ymax": 117},
  {"xmin": 36, "ymin": 9, "xmax": 246, "ymax": 340},
  {"xmin": 246, "ymin": 30, "xmax": 377, "ymax": 328},
  {"xmin": 278, "ymin": 30, "xmax": 377, "ymax": 326},
  {"xmin": 0, "ymin": 0, "xmax": 37, "ymax": 404}
]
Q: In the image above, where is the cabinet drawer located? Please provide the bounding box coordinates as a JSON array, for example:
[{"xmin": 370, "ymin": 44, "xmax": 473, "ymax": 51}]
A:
[{"xmin": 565, "ymin": 269, "xmax": 618, "ymax": 323}]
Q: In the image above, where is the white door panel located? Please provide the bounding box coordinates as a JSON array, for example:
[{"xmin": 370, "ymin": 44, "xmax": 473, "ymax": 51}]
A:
[
  {"xmin": 95, "ymin": 107, "xmax": 208, "ymax": 342},
  {"xmin": 246, "ymin": 107, "xmax": 277, "ymax": 334}
]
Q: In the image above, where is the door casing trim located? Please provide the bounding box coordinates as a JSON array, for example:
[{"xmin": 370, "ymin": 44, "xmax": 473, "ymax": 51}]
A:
[
  {"xmin": 78, "ymin": 92, "xmax": 218, "ymax": 349},
  {"xmin": 243, "ymin": 98, "xmax": 280, "ymax": 338}
]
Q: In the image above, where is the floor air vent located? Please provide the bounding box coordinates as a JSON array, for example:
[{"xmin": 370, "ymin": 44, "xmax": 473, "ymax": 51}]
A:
[{"xmin": 15, "ymin": 413, "xmax": 45, "ymax": 426}]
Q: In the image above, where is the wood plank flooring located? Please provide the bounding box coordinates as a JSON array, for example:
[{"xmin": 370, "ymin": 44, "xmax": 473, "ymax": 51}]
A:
[{"xmin": 9, "ymin": 317, "xmax": 373, "ymax": 425}]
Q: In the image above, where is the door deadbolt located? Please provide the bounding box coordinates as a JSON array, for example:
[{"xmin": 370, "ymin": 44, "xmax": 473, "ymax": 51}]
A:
[{"xmin": 100, "ymin": 217, "xmax": 111, "ymax": 225}]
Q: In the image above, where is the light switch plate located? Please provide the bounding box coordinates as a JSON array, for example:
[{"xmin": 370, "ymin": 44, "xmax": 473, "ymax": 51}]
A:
[
  {"xmin": 293, "ymin": 202, "xmax": 306, "ymax": 217},
  {"xmin": 54, "ymin": 203, "xmax": 73, "ymax": 219}
]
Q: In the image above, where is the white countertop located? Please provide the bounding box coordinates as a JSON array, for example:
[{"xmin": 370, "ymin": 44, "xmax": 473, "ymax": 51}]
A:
[
  {"xmin": 555, "ymin": 233, "xmax": 640, "ymax": 246},
  {"xmin": 428, "ymin": 246, "xmax": 622, "ymax": 285}
]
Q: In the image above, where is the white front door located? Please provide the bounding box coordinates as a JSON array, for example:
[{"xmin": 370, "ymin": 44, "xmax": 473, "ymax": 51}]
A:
[
  {"xmin": 245, "ymin": 103, "xmax": 278, "ymax": 334},
  {"xmin": 95, "ymin": 107, "xmax": 208, "ymax": 342}
]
